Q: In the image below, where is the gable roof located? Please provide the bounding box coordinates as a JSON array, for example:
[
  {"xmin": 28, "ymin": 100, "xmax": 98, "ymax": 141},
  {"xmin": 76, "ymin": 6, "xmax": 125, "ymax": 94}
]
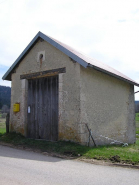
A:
[{"xmin": 2, "ymin": 31, "xmax": 139, "ymax": 87}]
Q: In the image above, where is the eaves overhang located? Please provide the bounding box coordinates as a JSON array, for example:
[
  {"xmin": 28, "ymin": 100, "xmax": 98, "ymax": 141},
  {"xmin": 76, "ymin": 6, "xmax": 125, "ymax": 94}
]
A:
[{"xmin": 87, "ymin": 63, "xmax": 139, "ymax": 87}]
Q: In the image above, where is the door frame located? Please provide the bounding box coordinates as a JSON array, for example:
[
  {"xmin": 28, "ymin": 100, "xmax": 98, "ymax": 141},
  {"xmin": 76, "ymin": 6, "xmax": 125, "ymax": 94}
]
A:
[{"xmin": 20, "ymin": 67, "xmax": 66, "ymax": 140}]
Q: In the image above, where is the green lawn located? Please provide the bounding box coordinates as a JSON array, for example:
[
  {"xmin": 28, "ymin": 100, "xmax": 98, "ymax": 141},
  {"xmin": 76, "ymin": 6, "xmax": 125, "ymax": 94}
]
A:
[
  {"xmin": 136, "ymin": 113, "xmax": 139, "ymax": 137},
  {"xmin": 135, "ymin": 113, "xmax": 139, "ymax": 121},
  {"xmin": 0, "ymin": 128, "xmax": 6, "ymax": 134},
  {"xmin": 0, "ymin": 117, "xmax": 6, "ymax": 134}
]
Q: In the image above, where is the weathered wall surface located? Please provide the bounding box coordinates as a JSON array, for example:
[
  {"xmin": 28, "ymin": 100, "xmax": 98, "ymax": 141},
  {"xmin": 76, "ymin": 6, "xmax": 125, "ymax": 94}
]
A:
[
  {"xmin": 10, "ymin": 38, "xmax": 136, "ymax": 146},
  {"xmin": 10, "ymin": 39, "xmax": 81, "ymax": 142},
  {"xmin": 79, "ymin": 66, "xmax": 135, "ymax": 146}
]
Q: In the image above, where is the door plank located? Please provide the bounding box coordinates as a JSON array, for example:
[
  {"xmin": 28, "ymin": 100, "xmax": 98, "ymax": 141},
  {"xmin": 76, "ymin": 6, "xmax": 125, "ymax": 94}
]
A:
[{"xmin": 27, "ymin": 76, "xmax": 58, "ymax": 141}]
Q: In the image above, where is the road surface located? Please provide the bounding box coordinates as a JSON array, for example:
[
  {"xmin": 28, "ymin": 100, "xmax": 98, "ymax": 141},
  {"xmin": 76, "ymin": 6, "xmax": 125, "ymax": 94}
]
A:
[{"xmin": 0, "ymin": 145, "xmax": 139, "ymax": 185}]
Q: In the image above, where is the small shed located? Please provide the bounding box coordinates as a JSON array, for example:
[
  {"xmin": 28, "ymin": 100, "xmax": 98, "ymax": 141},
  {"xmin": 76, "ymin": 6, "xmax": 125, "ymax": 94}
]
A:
[{"xmin": 2, "ymin": 31, "xmax": 139, "ymax": 146}]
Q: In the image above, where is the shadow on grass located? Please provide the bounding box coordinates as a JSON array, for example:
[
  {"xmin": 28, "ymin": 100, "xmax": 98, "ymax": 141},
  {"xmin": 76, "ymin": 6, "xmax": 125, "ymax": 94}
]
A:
[
  {"xmin": 0, "ymin": 132, "xmax": 139, "ymax": 165},
  {"xmin": 0, "ymin": 132, "xmax": 90, "ymax": 157}
]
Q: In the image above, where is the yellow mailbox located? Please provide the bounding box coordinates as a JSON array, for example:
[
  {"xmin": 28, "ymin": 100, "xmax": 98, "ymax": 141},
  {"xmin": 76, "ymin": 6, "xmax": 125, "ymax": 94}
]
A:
[{"xmin": 13, "ymin": 103, "xmax": 20, "ymax": 112}]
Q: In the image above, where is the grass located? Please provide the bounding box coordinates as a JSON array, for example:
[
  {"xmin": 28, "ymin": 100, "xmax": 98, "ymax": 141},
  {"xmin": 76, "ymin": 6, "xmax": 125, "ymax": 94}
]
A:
[
  {"xmin": 0, "ymin": 132, "xmax": 139, "ymax": 165},
  {"xmin": 0, "ymin": 110, "xmax": 6, "ymax": 133},
  {"xmin": 0, "ymin": 113, "xmax": 139, "ymax": 165},
  {"xmin": 135, "ymin": 113, "xmax": 139, "ymax": 121},
  {"xmin": 0, "ymin": 128, "xmax": 6, "ymax": 134},
  {"xmin": 84, "ymin": 141, "xmax": 139, "ymax": 164},
  {"xmin": 0, "ymin": 114, "xmax": 6, "ymax": 133},
  {"xmin": 136, "ymin": 113, "xmax": 139, "ymax": 138}
]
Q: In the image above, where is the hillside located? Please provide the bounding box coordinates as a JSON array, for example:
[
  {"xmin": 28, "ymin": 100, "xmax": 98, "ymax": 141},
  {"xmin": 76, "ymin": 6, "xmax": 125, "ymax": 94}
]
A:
[{"xmin": 0, "ymin": 85, "xmax": 11, "ymax": 109}]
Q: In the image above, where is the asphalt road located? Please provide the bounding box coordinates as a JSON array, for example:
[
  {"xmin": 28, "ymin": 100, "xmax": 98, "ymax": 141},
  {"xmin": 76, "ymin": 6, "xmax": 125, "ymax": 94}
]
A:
[{"xmin": 0, "ymin": 145, "xmax": 139, "ymax": 185}]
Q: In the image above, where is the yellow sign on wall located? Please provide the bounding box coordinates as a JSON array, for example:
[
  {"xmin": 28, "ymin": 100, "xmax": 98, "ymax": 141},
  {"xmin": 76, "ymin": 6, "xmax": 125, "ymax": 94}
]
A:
[{"xmin": 13, "ymin": 103, "xmax": 20, "ymax": 112}]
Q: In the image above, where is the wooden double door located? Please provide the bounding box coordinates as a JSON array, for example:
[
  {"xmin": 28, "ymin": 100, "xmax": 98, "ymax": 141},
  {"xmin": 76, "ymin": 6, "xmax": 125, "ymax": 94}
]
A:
[{"xmin": 27, "ymin": 75, "xmax": 58, "ymax": 141}]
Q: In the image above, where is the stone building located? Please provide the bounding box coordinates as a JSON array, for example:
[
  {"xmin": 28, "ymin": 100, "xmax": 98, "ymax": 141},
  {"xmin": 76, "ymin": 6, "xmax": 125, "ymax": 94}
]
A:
[{"xmin": 2, "ymin": 31, "xmax": 139, "ymax": 146}]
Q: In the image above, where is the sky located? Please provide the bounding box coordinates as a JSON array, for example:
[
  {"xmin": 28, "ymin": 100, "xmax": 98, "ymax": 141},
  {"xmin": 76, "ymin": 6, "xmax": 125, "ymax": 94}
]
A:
[{"xmin": 0, "ymin": 0, "xmax": 139, "ymax": 100}]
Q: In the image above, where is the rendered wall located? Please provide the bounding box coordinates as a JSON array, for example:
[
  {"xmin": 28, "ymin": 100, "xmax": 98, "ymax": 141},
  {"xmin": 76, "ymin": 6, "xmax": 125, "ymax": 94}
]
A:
[
  {"xmin": 10, "ymin": 38, "xmax": 136, "ymax": 146},
  {"xmin": 79, "ymin": 66, "xmax": 136, "ymax": 146},
  {"xmin": 10, "ymin": 39, "xmax": 81, "ymax": 142}
]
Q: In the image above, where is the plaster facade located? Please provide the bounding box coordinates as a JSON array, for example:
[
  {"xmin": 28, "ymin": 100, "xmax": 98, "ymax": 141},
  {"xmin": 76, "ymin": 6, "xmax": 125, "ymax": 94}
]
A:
[
  {"xmin": 10, "ymin": 39, "xmax": 81, "ymax": 142},
  {"xmin": 10, "ymin": 39, "xmax": 136, "ymax": 146},
  {"xmin": 79, "ymin": 66, "xmax": 135, "ymax": 145}
]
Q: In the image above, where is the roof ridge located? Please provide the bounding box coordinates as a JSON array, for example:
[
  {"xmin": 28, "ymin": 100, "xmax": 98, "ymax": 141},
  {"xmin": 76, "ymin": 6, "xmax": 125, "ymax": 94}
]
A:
[{"xmin": 2, "ymin": 31, "xmax": 139, "ymax": 87}]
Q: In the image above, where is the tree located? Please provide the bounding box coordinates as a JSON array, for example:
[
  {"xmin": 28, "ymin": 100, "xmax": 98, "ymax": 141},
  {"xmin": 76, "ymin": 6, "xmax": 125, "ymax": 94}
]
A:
[{"xmin": 0, "ymin": 85, "xmax": 11, "ymax": 109}]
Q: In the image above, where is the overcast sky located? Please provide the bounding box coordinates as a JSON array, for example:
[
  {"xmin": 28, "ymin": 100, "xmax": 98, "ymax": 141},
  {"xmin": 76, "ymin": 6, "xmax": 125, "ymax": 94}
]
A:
[{"xmin": 0, "ymin": 0, "xmax": 139, "ymax": 99}]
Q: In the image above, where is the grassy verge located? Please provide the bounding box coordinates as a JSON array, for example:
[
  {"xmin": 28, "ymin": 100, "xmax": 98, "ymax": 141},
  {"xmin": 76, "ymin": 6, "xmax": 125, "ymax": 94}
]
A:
[
  {"xmin": 0, "ymin": 128, "xmax": 6, "ymax": 134},
  {"xmin": 0, "ymin": 132, "xmax": 139, "ymax": 165},
  {"xmin": 0, "ymin": 114, "xmax": 139, "ymax": 165},
  {"xmin": 0, "ymin": 117, "xmax": 6, "ymax": 134},
  {"xmin": 136, "ymin": 113, "xmax": 139, "ymax": 138},
  {"xmin": 135, "ymin": 113, "xmax": 139, "ymax": 121}
]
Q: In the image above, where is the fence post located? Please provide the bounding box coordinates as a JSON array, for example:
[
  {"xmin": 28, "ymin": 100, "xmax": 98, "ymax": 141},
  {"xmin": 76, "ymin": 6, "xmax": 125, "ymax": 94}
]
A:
[{"xmin": 6, "ymin": 113, "xmax": 10, "ymax": 133}]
